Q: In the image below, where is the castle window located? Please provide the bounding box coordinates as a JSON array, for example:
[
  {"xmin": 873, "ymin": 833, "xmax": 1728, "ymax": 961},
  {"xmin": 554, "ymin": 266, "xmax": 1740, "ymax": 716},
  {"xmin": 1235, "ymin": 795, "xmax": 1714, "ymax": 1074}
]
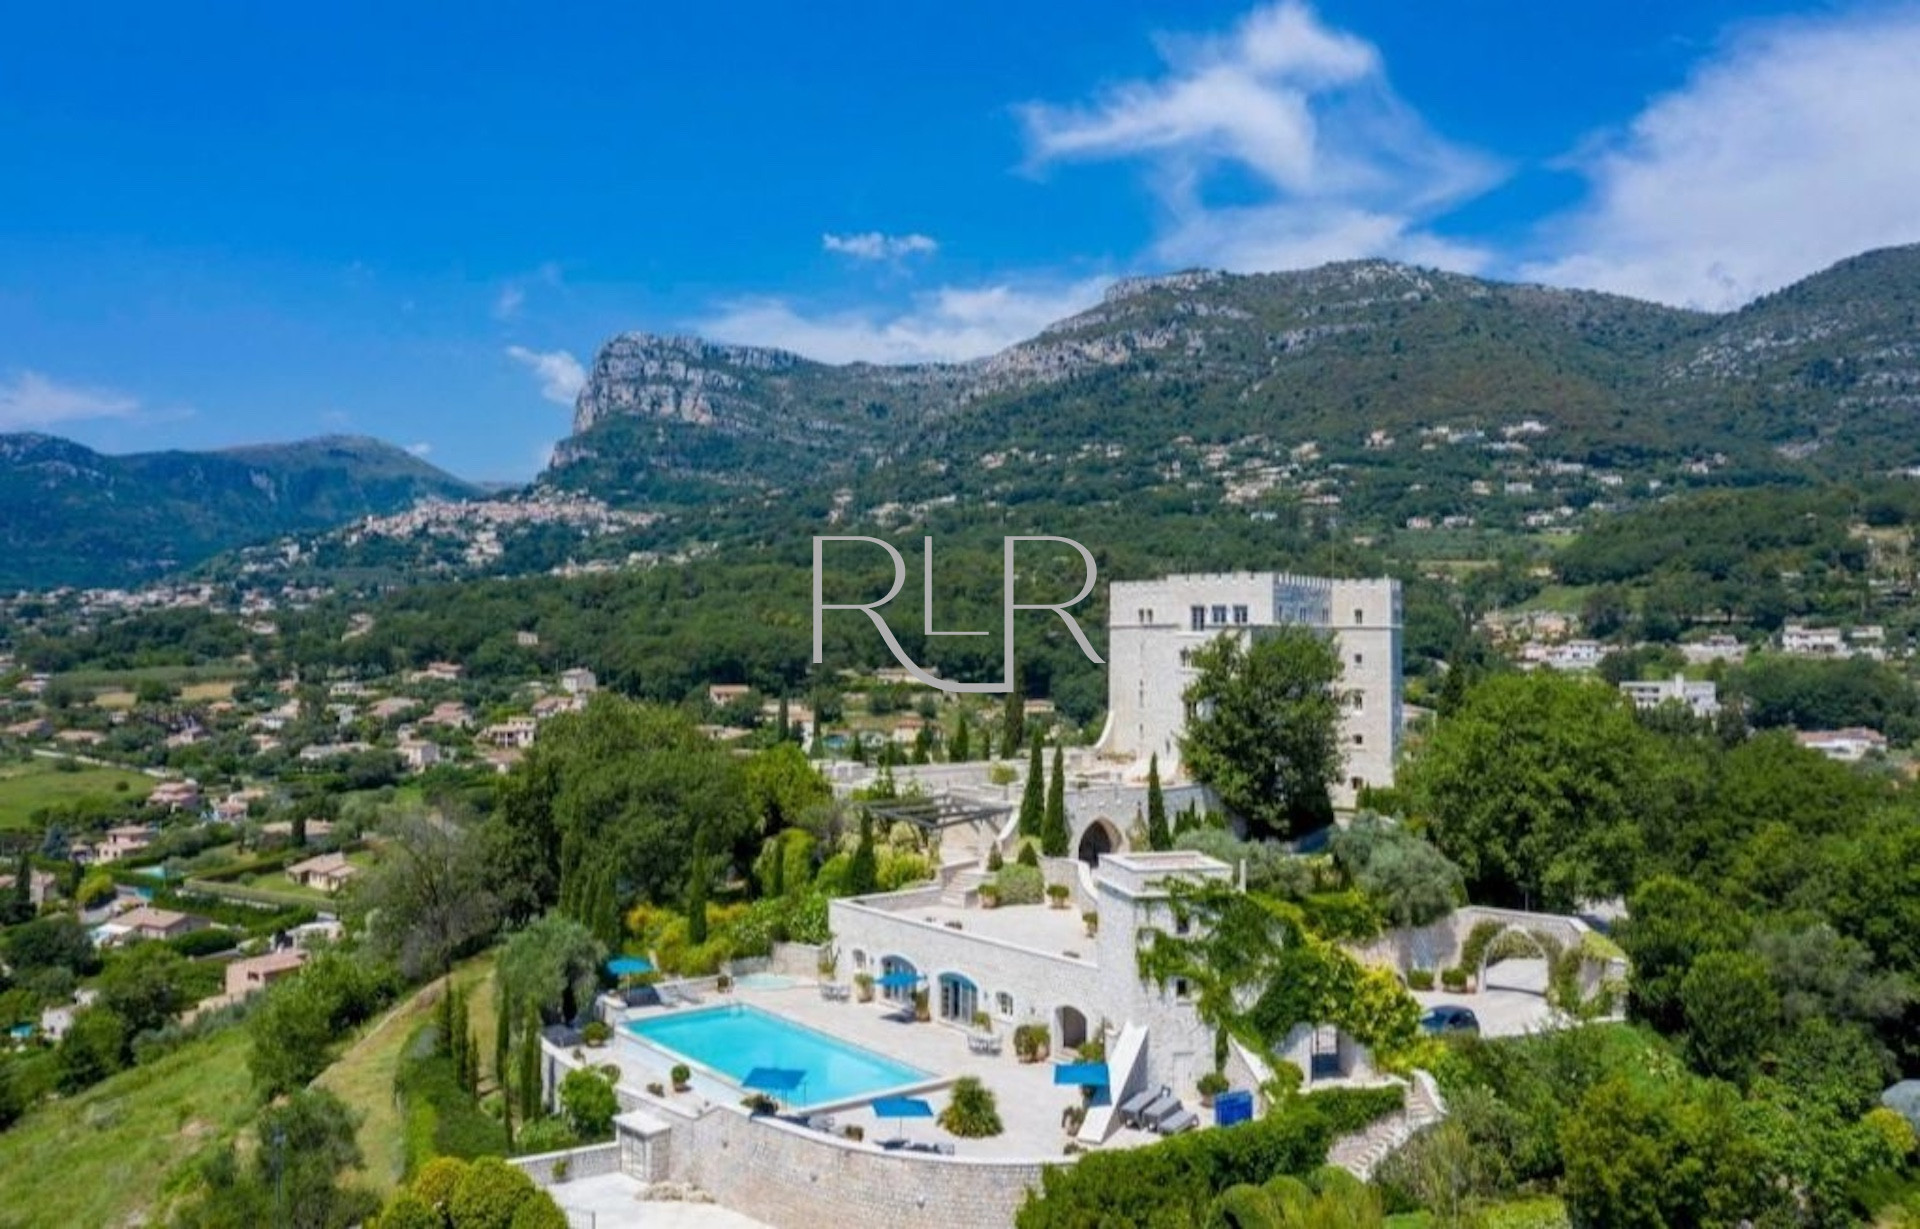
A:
[
  {"xmin": 996, "ymin": 991, "xmax": 1014, "ymax": 1019},
  {"xmin": 1352, "ymin": 693, "xmax": 1363, "ymax": 711},
  {"xmin": 1211, "ymin": 605, "xmax": 1228, "ymax": 626},
  {"xmin": 1351, "ymin": 776, "xmax": 1364, "ymax": 791},
  {"xmin": 1353, "ymin": 653, "xmax": 1364, "ymax": 667},
  {"xmin": 1353, "ymin": 608, "xmax": 1365, "ymax": 625},
  {"xmin": 1232, "ymin": 605, "xmax": 1248, "ymax": 624},
  {"xmin": 1353, "ymin": 733, "xmax": 1364, "ymax": 746},
  {"xmin": 1174, "ymin": 978, "xmax": 1191, "ymax": 1000},
  {"xmin": 1190, "ymin": 606, "xmax": 1206, "ymax": 631}
]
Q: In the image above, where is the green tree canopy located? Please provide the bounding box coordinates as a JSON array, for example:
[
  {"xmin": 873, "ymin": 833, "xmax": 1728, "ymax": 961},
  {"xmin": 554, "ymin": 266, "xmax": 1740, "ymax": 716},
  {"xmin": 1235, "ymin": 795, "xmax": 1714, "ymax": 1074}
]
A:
[{"xmin": 1180, "ymin": 626, "xmax": 1344, "ymax": 838}]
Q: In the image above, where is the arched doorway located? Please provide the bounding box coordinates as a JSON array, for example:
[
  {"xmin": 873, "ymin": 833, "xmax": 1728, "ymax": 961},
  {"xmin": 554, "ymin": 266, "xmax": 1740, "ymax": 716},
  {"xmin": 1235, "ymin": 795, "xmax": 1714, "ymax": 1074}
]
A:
[
  {"xmin": 880, "ymin": 955, "xmax": 918, "ymax": 1004},
  {"xmin": 937, "ymin": 973, "xmax": 979, "ymax": 1023},
  {"xmin": 1076, "ymin": 817, "xmax": 1121, "ymax": 866},
  {"xmin": 1056, "ymin": 1005, "xmax": 1089, "ymax": 1051},
  {"xmin": 1478, "ymin": 927, "xmax": 1554, "ymax": 998}
]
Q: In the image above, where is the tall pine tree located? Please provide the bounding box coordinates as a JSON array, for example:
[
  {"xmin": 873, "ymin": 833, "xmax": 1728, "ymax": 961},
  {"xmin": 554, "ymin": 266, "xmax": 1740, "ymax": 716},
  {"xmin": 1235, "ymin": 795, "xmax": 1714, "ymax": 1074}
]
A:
[
  {"xmin": 847, "ymin": 809, "xmax": 879, "ymax": 896},
  {"xmin": 1002, "ymin": 679, "xmax": 1025, "ymax": 754},
  {"xmin": 1017, "ymin": 734, "xmax": 1045, "ymax": 837},
  {"xmin": 1146, "ymin": 753, "xmax": 1171, "ymax": 851},
  {"xmin": 1042, "ymin": 743, "xmax": 1069, "ymax": 857},
  {"xmin": 951, "ymin": 710, "xmax": 971, "ymax": 762}
]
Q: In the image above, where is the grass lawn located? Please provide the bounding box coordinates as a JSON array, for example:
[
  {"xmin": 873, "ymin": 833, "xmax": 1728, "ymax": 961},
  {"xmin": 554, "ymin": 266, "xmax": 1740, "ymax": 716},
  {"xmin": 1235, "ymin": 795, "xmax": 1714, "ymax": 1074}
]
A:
[
  {"xmin": 316, "ymin": 951, "xmax": 500, "ymax": 1193},
  {"xmin": 0, "ymin": 758, "xmax": 153, "ymax": 829},
  {"xmin": 0, "ymin": 1025, "xmax": 256, "ymax": 1229}
]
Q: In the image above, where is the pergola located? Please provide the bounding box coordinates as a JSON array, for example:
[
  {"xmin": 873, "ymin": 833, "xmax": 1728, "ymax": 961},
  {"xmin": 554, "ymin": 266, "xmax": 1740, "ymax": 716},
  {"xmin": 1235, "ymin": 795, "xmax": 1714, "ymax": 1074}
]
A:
[{"xmin": 860, "ymin": 793, "xmax": 1011, "ymax": 835}]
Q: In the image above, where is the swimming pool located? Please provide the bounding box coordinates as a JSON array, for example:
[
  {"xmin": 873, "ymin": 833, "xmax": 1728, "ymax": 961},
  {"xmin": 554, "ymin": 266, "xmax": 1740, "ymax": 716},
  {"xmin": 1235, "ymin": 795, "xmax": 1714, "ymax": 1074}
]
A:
[{"xmin": 627, "ymin": 1004, "xmax": 932, "ymax": 1106}]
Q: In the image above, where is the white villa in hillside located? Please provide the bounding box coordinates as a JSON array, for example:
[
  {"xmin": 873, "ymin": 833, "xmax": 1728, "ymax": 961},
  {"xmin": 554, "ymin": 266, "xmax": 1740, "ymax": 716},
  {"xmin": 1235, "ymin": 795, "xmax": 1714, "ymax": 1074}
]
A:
[
  {"xmin": 1618, "ymin": 674, "xmax": 1720, "ymax": 718},
  {"xmin": 1099, "ymin": 572, "xmax": 1402, "ymax": 806}
]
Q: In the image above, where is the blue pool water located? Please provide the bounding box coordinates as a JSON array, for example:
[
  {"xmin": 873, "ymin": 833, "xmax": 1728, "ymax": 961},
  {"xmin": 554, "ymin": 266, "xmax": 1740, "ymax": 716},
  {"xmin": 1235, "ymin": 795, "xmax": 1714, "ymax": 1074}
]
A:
[{"xmin": 627, "ymin": 1004, "xmax": 931, "ymax": 1106}]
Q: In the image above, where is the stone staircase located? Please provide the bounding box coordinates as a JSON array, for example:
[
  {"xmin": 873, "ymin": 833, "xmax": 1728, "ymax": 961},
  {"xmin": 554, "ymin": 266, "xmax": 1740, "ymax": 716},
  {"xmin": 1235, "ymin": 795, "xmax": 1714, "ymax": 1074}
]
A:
[
  {"xmin": 940, "ymin": 867, "xmax": 987, "ymax": 907},
  {"xmin": 1326, "ymin": 1070, "xmax": 1448, "ymax": 1181}
]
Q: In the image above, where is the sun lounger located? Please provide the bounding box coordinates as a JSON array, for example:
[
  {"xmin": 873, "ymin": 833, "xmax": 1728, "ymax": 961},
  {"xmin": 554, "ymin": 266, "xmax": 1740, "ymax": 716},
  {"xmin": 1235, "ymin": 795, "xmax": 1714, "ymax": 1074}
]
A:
[
  {"xmin": 1156, "ymin": 1109, "xmax": 1199, "ymax": 1134},
  {"xmin": 1118, "ymin": 1086, "xmax": 1162, "ymax": 1127},
  {"xmin": 805, "ymin": 1114, "xmax": 837, "ymax": 1132},
  {"xmin": 1137, "ymin": 1091, "xmax": 1179, "ymax": 1127}
]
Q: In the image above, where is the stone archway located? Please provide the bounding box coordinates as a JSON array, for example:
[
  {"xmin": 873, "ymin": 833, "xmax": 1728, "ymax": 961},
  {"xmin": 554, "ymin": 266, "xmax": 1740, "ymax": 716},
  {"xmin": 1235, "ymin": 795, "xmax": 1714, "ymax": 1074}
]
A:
[
  {"xmin": 1477, "ymin": 926, "xmax": 1556, "ymax": 997},
  {"xmin": 1056, "ymin": 1005, "xmax": 1090, "ymax": 1051},
  {"xmin": 1076, "ymin": 816, "xmax": 1122, "ymax": 866}
]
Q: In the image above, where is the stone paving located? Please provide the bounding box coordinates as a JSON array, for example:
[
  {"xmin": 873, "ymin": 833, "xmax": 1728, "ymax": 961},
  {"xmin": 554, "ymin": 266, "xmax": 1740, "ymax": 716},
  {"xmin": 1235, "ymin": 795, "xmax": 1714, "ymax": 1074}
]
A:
[{"xmin": 604, "ymin": 979, "xmax": 1168, "ymax": 1161}]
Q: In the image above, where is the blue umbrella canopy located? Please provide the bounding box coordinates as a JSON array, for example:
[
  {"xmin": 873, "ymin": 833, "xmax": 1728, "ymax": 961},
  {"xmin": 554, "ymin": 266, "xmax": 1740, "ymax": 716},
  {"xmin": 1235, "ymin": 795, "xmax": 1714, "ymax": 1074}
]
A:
[
  {"xmin": 1052, "ymin": 1062, "xmax": 1111, "ymax": 1088},
  {"xmin": 743, "ymin": 1067, "xmax": 808, "ymax": 1096},
  {"xmin": 871, "ymin": 1096, "xmax": 935, "ymax": 1119},
  {"xmin": 874, "ymin": 970, "xmax": 923, "ymax": 990},
  {"xmin": 607, "ymin": 956, "xmax": 654, "ymax": 976}
]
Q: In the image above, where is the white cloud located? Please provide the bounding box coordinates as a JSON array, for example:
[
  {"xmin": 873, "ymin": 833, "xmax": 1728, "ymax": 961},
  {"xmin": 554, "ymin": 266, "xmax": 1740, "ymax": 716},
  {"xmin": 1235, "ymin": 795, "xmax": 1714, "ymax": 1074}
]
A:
[
  {"xmin": 505, "ymin": 346, "xmax": 587, "ymax": 405},
  {"xmin": 1019, "ymin": 1, "xmax": 1499, "ymax": 274},
  {"xmin": 405, "ymin": 442, "xmax": 433, "ymax": 458},
  {"xmin": 0, "ymin": 371, "xmax": 140, "ymax": 431},
  {"xmin": 822, "ymin": 232, "xmax": 940, "ymax": 261},
  {"xmin": 492, "ymin": 261, "xmax": 563, "ymax": 320},
  {"xmin": 1525, "ymin": 8, "xmax": 1920, "ymax": 309},
  {"xmin": 696, "ymin": 278, "xmax": 1109, "ymax": 365}
]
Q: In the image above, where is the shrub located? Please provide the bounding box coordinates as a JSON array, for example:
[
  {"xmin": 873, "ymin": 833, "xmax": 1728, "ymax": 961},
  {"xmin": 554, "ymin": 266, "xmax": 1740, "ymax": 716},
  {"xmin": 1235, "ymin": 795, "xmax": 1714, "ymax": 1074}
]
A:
[
  {"xmin": 978, "ymin": 883, "xmax": 1002, "ymax": 908},
  {"xmin": 1301, "ymin": 1085, "xmax": 1404, "ymax": 1135},
  {"xmin": 581, "ymin": 1020, "xmax": 610, "ymax": 1047},
  {"xmin": 448, "ymin": 1155, "xmax": 537, "ymax": 1229},
  {"xmin": 559, "ymin": 1067, "xmax": 618, "ymax": 1140},
  {"xmin": 1442, "ymin": 967, "xmax": 1469, "ymax": 991},
  {"xmin": 1406, "ymin": 968, "xmax": 1436, "ymax": 991},
  {"xmin": 994, "ymin": 864, "xmax": 1044, "ymax": 906},
  {"xmin": 1013, "ymin": 1023, "xmax": 1050, "ymax": 1063},
  {"xmin": 1015, "ymin": 1101, "xmax": 1335, "ymax": 1227},
  {"xmin": 986, "ymin": 845, "xmax": 1005, "ymax": 871},
  {"xmin": 1083, "ymin": 911, "xmax": 1099, "ymax": 935},
  {"xmin": 1046, "ymin": 883, "xmax": 1071, "ymax": 908},
  {"xmin": 1458, "ymin": 920, "xmax": 1505, "ymax": 974},
  {"xmin": 645, "ymin": 1082, "xmax": 665, "ymax": 1097},
  {"xmin": 853, "ymin": 972, "xmax": 874, "ymax": 1002},
  {"xmin": 1017, "ymin": 842, "xmax": 1040, "ymax": 868},
  {"xmin": 509, "ymin": 1193, "xmax": 572, "ymax": 1229},
  {"xmin": 409, "ymin": 1155, "xmax": 470, "ymax": 1213},
  {"xmin": 1472, "ymin": 1197, "xmax": 1572, "ymax": 1229},
  {"xmin": 912, "ymin": 988, "xmax": 930, "ymax": 1021},
  {"xmin": 939, "ymin": 1077, "xmax": 1004, "ymax": 1138},
  {"xmin": 373, "ymin": 1191, "xmax": 442, "ymax": 1229},
  {"xmin": 510, "ymin": 1115, "xmax": 577, "ymax": 1156},
  {"xmin": 168, "ymin": 928, "xmax": 238, "ymax": 959},
  {"xmin": 970, "ymin": 1010, "xmax": 991, "ymax": 1031},
  {"xmin": 670, "ymin": 1063, "xmax": 691, "ymax": 1090},
  {"xmin": 1198, "ymin": 1071, "xmax": 1230, "ymax": 1099},
  {"xmin": 397, "ymin": 1029, "xmax": 508, "ymax": 1172}
]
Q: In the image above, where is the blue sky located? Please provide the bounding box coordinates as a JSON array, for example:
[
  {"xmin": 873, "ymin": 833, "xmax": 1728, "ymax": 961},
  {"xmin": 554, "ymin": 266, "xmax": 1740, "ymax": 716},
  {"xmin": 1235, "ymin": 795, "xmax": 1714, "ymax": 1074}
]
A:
[{"xmin": 4, "ymin": 0, "xmax": 1920, "ymax": 480}]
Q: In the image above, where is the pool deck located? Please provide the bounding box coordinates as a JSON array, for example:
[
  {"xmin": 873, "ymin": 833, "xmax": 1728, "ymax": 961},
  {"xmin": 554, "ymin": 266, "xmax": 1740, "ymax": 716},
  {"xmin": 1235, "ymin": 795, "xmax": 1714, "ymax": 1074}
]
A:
[{"xmin": 607, "ymin": 980, "xmax": 1167, "ymax": 1161}]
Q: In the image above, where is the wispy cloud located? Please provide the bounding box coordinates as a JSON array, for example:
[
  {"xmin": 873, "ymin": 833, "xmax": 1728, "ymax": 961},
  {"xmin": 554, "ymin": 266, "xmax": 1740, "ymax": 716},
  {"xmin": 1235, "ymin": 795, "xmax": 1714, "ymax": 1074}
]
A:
[
  {"xmin": 0, "ymin": 371, "xmax": 141, "ymax": 431},
  {"xmin": 1525, "ymin": 8, "xmax": 1920, "ymax": 309},
  {"xmin": 1019, "ymin": 1, "xmax": 1500, "ymax": 273},
  {"xmin": 492, "ymin": 261, "xmax": 564, "ymax": 321},
  {"xmin": 822, "ymin": 232, "xmax": 940, "ymax": 261},
  {"xmin": 697, "ymin": 277, "xmax": 1108, "ymax": 365},
  {"xmin": 405, "ymin": 442, "xmax": 433, "ymax": 458},
  {"xmin": 505, "ymin": 346, "xmax": 587, "ymax": 405}
]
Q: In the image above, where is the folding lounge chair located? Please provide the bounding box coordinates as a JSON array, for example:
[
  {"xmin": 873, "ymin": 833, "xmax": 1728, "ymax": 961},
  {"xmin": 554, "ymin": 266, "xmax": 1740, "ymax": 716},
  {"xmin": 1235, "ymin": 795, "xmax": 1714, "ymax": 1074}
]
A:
[
  {"xmin": 1157, "ymin": 1109, "xmax": 1199, "ymax": 1134},
  {"xmin": 1118, "ymin": 1086, "xmax": 1161, "ymax": 1128}
]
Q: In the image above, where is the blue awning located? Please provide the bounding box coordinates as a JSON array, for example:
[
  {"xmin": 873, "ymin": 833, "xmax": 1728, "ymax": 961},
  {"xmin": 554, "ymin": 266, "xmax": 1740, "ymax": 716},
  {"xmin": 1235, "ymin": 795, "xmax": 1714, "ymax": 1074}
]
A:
[
  {"xmin": 743, "ymin": 1067, "xmax": 808, "ymax": 1095},
  {"xmin": 874, "ymin": 970, "xmax": 923, "ymax": 990},
  {"xmin": 1053, "ymin": 1062, "xmax": 1111, "ymax": 1088},
  {"xmin": 607, "ymin": 956, "xmax": 654, "ymax": 976},
  {"xmin": 871, "ymin": 1096, "xmax": 935, "ymax": 1119}
]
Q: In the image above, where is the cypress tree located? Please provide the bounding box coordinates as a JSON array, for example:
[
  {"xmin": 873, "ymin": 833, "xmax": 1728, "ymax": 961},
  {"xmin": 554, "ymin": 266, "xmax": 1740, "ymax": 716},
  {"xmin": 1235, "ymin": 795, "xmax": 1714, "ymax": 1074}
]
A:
[
  {"xmin": 777, "ymin": 695, "xmax": 791, "ymax": 742},
  {"xmin": 437, "ymin": 978, "xmax": 456, "ymax": 1057},
  {"xmin": 912, "ymin": 725, "xmax": 932, "ymax": 765},
  {"xmin": 495, "ymin": 1006, "xmax": 514, "ymax": 1137},
  {"xmin": 1017, "ymin": 735, "xmax": 1045, "ymax": 836},
  {"xmin": 1146, "ymin": 753, "xmax": 1171, "ymax": 851},
  {"xmin": 464, "ymin": 1028, "xmax": 480, "ymax": 1095},
  {"xmin": 1002, "ymin": 680, "xmax": 1025, "ymax": 753},
  {"xmin": 516, "ymin": 1003, "xmax": 542, "ymax": 1122},
  {"xmin": 449, "ymin": 988, "xmax": 469, "ymax": 1078},
  {"xmin": 1042, "ymin": 743, "xmax": 1069, "ymax": 857},
  {"xmin": 847, "ymin": 810, "xmax": 879, "ymax": 896},
  {"xmin": 9, "ymin": 850, "xmax": 29, "ymax": 918},
  {"xmin": 686, "ymin": 828, "xmax": 711, "ymax": 946},
  {"xmin": 808, "ymin": 727, "xmax": 825, "ymax": 759},
  {"xmin": 951, "ymin": 710, "xmax": 971, "ymax": 762}
]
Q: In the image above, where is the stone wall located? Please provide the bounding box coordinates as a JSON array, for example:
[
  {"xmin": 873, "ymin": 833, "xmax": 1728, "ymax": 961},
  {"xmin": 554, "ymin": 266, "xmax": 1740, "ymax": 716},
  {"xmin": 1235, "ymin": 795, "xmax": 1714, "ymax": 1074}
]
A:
[
  {"xmin": 507, "ymin": 1142, "xmax": 622, "ymax": 1188},
  {"xmin": 670, "ymin": 1103, "xmax": 1048, "ymax": 1229}
]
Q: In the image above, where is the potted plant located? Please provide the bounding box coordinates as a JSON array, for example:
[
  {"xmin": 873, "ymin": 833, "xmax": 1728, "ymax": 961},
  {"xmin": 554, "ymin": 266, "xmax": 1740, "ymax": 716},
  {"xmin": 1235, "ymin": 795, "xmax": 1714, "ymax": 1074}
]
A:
[
  {"xmin": 1082, "ymin": 910, "xmax": 1099, "ymax": 937},
  {"xmin": 1197, "ymin": 1071, "xmax": 1229, "ymax": 1107},
  {"xmin": 1013, "ymin": 1023, "xmax": 1050, "ymax": 1064},
  {"xmin": 716, "ymin": 973, "xmax": 733, "ymax": 993},
  {"xmin": 670, "ymin": 1063, "xmax": 692, "ymax": 1092},
  {"xmin": 970, "ymin": 1009, "xmax": 992, "ymax": 1033},
  {"xmin": 1046, "ymin": 883, "xmax": 1071, "ymax": 910},
  {"xmin": 854, "ymin": 972, "xmax": 874, "ymax": 1003},
  {"xmin": 979, "ymin": 883, "xmax": 1001, "ymax": 910},
  {"xmin": 743, "ymin": 1093, "xmax": 778, "ymax": 1115},
  {"xmin": 646, "ymin": 1081, "xmax": 665, "ymax": 1097},
  {"xmin": 912, "ymin": 987, "xmax": 931, "ymax": 1022},
  {"xmin": 582, "ymin": 1021, "xmax": 611, "ymax": 1048},
  {"xmin": 1441, "ymin": 967, "xmax": 1470, "ymax": 993},
  {"xmin": 843, "ymin": 1124, "xmax": 865, "ymax": 1142}
]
